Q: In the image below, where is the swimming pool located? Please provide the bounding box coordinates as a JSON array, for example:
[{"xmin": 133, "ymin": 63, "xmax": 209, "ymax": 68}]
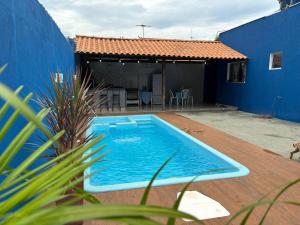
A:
[{"xmin": 84, "ymin": 115, "xmax": 249, "ymax": 192}]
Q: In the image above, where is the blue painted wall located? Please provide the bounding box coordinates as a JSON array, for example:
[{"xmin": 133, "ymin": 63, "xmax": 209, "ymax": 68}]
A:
[
  {"xmin": 218, "ymin": 4, "xmax": 300, "ymax": 122},
  {"xmin": 0, "ymin": 0, "xmax": 75, "ymax": 168},
  {"xmin": 0, "ymin": 0, "xmax": 74, "ymax": 92}
]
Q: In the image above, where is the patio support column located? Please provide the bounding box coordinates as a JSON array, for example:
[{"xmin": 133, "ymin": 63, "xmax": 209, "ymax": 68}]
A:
[{"xmin": 162, "ymin": 61, "xmax": 166, "ymax": 110}]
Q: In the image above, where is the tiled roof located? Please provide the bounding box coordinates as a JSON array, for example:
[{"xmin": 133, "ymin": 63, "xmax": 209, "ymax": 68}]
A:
[{"xmin": 75, "ymin": 35, "xmax": 247, "ymax": 60}]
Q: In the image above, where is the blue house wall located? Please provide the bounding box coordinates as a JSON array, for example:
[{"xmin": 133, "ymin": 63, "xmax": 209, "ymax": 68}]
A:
[
  {"xmin": 0, "ymin": 0, "xmax": 75, "ymax": 92},
  {"xmin": 218, "ymin": 4, "xmax": 300, "ymax": 122},
  {"xmin": 0, "ymin": 0, "xmax": 75, "ymax": 168}
]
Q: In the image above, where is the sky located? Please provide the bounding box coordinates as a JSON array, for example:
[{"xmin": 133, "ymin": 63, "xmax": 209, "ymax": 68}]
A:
[{"xmin": 39, "ymin": 0, "xmax": 279, "ymax": 40}]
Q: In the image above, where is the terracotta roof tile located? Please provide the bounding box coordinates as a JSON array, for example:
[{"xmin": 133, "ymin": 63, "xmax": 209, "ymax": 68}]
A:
[{"xmin": 75, "ymin": 35, "xmax": 247, "ymax": 60}]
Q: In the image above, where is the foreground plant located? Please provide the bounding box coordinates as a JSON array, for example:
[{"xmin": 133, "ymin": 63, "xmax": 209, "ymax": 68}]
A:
[
  {"xmin": 36, "ymin": 72, "xmax": 100, "ymax": 158},
  {"xmin": 0, "ymin": 65, "xmax": 299, "ymax": 225},
  {"xmin": 0, "ymin": 74, "xmax": 199, "ymax": 224},
  {"xmin": 225, "ymin": 177, "xmax": 300, "ymax": 225}
]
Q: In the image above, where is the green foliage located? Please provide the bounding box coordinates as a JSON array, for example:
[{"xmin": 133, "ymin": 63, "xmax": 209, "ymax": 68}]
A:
[
  {"xmin": 0, "ymin": 66, "xmax": 299, "ymax": 225},
  {"xmin": 36, "ymin": 72, "xmax": 100, "ymax": 158},
  {"xmin": 0, "ymin": 81, "xmax": 199, "ymax": 225},
  {"xmin": 0, "ymin": 64, "xmax": 7, "ymax": 75},
  {"xmin": 225, "ymin": 177, "xmax": 300, "ymax": 225},
  {"xmin": 141, "ymin": 155, "xmax": 174, "ymax": 205}
]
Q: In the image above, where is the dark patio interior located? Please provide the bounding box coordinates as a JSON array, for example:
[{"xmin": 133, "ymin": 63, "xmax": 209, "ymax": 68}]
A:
[{"xmin": 75, "ymin": 36, "xmax": 247, "ymax": 113}]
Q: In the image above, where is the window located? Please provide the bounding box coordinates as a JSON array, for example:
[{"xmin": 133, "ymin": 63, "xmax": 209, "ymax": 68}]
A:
[
  {"xmin": 54, "ymin": 73, "xmax": 64, "ymax": 84},
  {"xmin": 269, "ymin": 52, "xmax": 282, "ymax": 70},
  {"xmin": 227, "ymin": 61, "xmax": 247, "ymax": 83}
]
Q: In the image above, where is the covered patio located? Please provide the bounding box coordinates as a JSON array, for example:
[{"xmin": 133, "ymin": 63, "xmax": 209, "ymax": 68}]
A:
[{"xmin": 75, "ymin": 36, "xmax": 246, "ymax": 113}]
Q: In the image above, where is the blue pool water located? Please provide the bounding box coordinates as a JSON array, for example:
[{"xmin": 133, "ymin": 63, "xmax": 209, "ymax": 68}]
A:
[{"xmin": 84, "ymin": 115, "xmax": 249, "ymax": 192}]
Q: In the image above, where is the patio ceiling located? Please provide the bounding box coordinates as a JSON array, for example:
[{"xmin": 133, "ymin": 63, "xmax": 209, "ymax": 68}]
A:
[{"xmin": 75, "ymin": 35, "xmax": 247, "ymax": 61}]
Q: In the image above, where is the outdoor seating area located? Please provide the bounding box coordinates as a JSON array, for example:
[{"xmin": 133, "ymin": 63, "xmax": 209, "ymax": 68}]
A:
[
  {"xmin": 169, "ymin": 89, "xmax": 194, "ymax": 108},
  {"xmin": 95, "ymin": 87, "xmax": 144, "ymax": 112},
  {"xmin": 77, "ymin": 36, "xmax": 247, "ymax": 114},
  {"xmin": 95, "ymin": 87, "xmax": 195, "ymax": 112}
]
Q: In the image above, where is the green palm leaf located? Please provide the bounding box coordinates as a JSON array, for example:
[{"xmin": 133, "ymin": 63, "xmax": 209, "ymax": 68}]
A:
[
  {"xmin": 0, "ymin": 64, "xmax": 7, "ymax": 75},
  {"xmin": 14, "ymin": 205, "xmax": 197, "ymax": 225},
  {"xmin": 140, "ymin": 155, "xmax": 174, "ymax": 205},
  {"xmin": 0, "ymin": 80, "xmax": 198, "ymax": 225},
  {"xmin": 0, "ymin": 83, "xmax": 51, "ymax": 137},
  {"xmin": 0, "ymin": 86, "xmax": 23, "ymax": 121},
  {"xmin": 2, "ymin": 69, "xmax": 299, "ymax": 225}
]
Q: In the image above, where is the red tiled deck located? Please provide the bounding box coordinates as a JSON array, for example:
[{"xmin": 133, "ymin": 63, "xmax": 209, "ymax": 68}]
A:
[{"xmin": 85, "ymin": 112, "xmax": 300, "ymax": 225}]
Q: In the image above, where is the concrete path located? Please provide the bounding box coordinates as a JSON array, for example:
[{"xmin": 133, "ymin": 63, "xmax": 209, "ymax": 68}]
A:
[{"xmin": 179, "ymin": 111, "xmax": 300, "ymax": 159}]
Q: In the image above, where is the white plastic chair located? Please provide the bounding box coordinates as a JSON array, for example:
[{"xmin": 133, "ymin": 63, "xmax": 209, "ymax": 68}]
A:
[
  {"xmin": 169, "ymin": 90, "xmax": 179, "ymax": 107},
  {"xmin": 181, "ymin": 89, "xmax": 194, "ymax": 108},
  {"xmin": 181, "ymin": 89, "xmax": 189, "ymax": 108}
]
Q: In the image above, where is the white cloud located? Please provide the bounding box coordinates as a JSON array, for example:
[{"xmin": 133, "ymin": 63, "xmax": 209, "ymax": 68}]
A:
[{"xmin": 39, "ymin": 0, "xmax": 279, "ymax": 40}]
